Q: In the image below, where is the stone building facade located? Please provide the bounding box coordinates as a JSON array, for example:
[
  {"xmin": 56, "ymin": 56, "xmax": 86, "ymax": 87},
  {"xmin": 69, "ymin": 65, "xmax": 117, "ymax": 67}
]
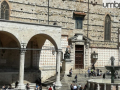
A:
[{"xmin": 0, "ymin": 0, "xmax": 120, "ymax": 89}]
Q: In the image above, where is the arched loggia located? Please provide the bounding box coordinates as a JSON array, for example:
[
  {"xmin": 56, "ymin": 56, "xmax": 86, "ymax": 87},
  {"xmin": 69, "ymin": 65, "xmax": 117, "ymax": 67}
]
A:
[
  {"xmin": 0, "ymin": 31, "xmax": 21, "ymax": 84},
  {"xmin": 24, "ymin": 34, "xmax": 58, "ymax": 83}
]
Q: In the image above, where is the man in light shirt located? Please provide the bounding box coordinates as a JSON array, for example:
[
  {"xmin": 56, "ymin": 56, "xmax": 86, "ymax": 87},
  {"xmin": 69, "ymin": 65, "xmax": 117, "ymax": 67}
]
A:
[
  {"xmin": 73, "ymin": 84, "xmax": 77, "ymax": 90},
  {"xmin": 77, "ymin": 84, "xmax": 81, "ymax": 90}
]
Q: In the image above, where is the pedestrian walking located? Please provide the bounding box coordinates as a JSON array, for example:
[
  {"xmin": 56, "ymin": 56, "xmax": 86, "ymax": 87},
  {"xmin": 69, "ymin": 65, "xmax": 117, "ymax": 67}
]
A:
[{"xmin": 74, "ymin": 74, "xmax": 77, "ymax": 83}]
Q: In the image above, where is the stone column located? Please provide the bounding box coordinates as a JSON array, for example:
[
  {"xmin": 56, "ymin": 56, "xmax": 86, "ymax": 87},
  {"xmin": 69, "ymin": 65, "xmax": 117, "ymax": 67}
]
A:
[
  {"xmin": 111, "ymin": 85, "xmax": 113, "ymax": 90},
  {"xmin": 92, "ymin": 83, "xmax": 95, "ymax": 90},
  {"xmin": 118, "ymin": 85, "xmax": 120, "ymax": 90},
  {"xmin": 104, "ymin": 83, "xmax": 106, "ymax": 90},
  {"xmin": 55, "ymin": 49, "xmax": 62, "ymax": 87},
  {"xmin": 97, "ymin": 83, "xmax": 100, "ymax": 90},
  {"xmin": 87, "ymin": 82, "xmax": 90, "ymax": 90},
  {"xmin": 17, "ymin": 48, "xmax": 26, "ymax": 89}
]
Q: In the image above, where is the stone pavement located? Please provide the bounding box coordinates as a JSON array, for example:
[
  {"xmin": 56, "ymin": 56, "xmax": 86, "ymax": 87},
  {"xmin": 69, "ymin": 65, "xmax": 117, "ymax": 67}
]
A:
[
  {"xmin": 43, "ymin": 68, "xmax": 113, "ymax": 90},
  {"xmin": 58, "ymin": 69, "xmax": 108, "ymax": 90},
  {"xmin": 0, "ymin": 68, "xmax": 113, "ymax": 90}
]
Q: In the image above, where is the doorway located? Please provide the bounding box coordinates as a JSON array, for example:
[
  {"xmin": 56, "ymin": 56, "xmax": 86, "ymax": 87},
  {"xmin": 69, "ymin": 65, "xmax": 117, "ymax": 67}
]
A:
[{"xmin": 75, "ymin": 45, "xmax": 84, "ymax": 69}]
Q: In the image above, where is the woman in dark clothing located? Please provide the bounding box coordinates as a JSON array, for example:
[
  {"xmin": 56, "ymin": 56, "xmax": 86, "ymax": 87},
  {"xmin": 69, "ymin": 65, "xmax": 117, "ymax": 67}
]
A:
[
  {"xmin": 70, "ymin": 84, "xmax": 73, "ymax": 90},
  {"xmin": 84, "ymin": 84, "xmax": 87, "ymax": 90},
  {"xmin": 80, "ymin": 87, "xmax": 83, "ymax": 90},
  {"xmin": 26, "ymin": 83, "xmax": 30, "ymax": 90}
]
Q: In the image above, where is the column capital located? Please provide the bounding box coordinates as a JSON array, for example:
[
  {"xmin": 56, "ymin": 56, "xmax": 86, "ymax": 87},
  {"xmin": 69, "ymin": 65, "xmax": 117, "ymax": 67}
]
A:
[
  {"xmin": 20, "ymin": 48, "xmax": 26, "ymax": 54},
  {"xmin": 20, "ymin": 43, "xmax": 27, "ymax": 54},
  {"xmin": 21, "ymin": 43, "xmax": 27, "ymax": 48},
  {"xmin": 56, "ymin": 49, "xmax": 62, "ymax": 52}
]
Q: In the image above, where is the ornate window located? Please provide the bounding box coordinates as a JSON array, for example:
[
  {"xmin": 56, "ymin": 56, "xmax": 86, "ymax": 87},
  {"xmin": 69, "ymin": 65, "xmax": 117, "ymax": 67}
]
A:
[
  {"xmin": 1, "ymin": 1, "xmax": 9, "ymax": 20},
  {"xmin": 104, "ymin": 15, "xmax": 111, "ymax": 41}
]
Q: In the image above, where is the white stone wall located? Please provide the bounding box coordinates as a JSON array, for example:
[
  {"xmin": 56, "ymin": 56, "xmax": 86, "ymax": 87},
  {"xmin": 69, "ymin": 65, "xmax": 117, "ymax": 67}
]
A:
[
  {"xmin": 89, "ymin": 48, "xmax": 119, "ymax": 67},
  {"xmin": 39, "ymin": 40, "xmax": 56, "ymax": 67},
  {"xmin": 39, "ymin": 36, "xmax": 68, "ymax": 81}
]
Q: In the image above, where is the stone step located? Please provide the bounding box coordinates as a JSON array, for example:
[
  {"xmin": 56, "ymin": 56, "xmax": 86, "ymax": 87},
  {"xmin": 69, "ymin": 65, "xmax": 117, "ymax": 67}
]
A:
[{"xmin": 11, "ymin": 83, "xmax": 36, "ymax": 89}]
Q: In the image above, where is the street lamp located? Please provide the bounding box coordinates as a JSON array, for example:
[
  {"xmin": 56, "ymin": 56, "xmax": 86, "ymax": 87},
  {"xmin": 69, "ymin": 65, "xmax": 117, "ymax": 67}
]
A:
[
  {"xmin": 91, "ymin": 51, "xmax": 98, "ymax": 64},
  {"xmin": 52, "ymin": 47, "xmax": 55, "ymax": 55},
  {"xmin": 91, "ymin": 51, "xmax": 98, "ymax": 59}
]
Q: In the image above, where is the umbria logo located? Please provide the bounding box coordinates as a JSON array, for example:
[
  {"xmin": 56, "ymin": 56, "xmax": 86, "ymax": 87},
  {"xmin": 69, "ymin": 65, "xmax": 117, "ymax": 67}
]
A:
[{"xmin": 103, "ymin": 0, "xmax": 120, "ymax": 8}]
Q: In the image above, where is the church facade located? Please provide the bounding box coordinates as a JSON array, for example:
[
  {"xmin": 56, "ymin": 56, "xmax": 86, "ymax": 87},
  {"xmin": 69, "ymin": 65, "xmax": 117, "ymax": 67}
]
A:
[{"xmin": 0, "ymin": 0, "xmax": 119, "ymax": 89}]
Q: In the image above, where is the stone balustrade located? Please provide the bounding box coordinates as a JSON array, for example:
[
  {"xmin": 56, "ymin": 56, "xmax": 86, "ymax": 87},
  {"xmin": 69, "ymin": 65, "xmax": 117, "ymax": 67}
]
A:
[{"xmin": 88, "ymin": 79, "xmax": 120, "ymax": 90}]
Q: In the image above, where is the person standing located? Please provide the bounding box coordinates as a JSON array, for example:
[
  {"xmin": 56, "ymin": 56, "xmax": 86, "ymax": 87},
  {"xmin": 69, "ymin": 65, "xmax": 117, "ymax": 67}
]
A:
[
  {"xmin": 80, "ymin": 87, "xmax": 83, "ymax": 90},
  {"xmin": 97, "ymin": 69, "xmax": 99, "ymax": 76},
  {"xmin": 26, "ymin": 83, "xmax": 30, "ymax": 90},
  {"xmin": 75, "ymin": 74, "xmax": 77, "ymax": 83},
  {"xmin": 88, "ymin": 69, "xmax": 90, "ymax": 77},
  {"xmin": 69, "ymin": 68, "xmax": 72, "ymax": 77},
  {"xmin": 70, "ymin": 84, "xmax": 73, "ymax": 90},
  {"xmin": 15, "ymin": 81, "xmax": 19, "ymax": 88},
  {"xmin": 84, "ymin": 83, "xmax": 87, "ymax": 90},
  {"xmin": 48, "ymin": 86, "xmax": 52, "ymax": 90},
  {"xmin": 77, "ymin": 84, "xmax": 81, "ymax": 90},
  {"xmin": 2, "ymin": 85, "xmax": 5, "ymax": 90},
  {"xmin": 39, "ymin": 84, "xmax": 42, "ymax": 90},
  {"xmin": 103, "ymin": 73, "xmax": 105, "ymax": 79},
  {"xmin": 53, "ymin": 82, "xmax": 56, "ymax": 90},
  {"xmin": 73, "ymin": 84, "xmax": 77, "ymax": 90}
]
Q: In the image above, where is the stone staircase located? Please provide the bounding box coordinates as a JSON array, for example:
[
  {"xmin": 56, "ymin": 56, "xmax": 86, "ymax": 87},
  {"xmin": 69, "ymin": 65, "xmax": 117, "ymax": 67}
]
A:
[
  {"xmin": 0, "ymin": 67, "xmax": 110, "ymax": 90},
  {"xmin": 42, "ymin": 72, "xmax": 65, "ymax": 86},
  {"xmin": 58, "ymin": 68, "xmax": 106, "ymax": 90}
]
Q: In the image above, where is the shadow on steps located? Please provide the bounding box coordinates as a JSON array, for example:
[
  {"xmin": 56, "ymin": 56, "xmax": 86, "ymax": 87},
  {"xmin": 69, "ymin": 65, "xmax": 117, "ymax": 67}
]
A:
[{"xmin": 42, "ymin": 72, "xmax": 65, "ymax": 87}]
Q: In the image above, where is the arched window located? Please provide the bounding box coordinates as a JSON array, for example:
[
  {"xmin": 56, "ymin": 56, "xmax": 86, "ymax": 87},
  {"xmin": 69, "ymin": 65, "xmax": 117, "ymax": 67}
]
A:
[
  {"xmin": 1, "ymin": 1, "xmax": 9, "ymax": 20},
  {"xmin": 104, "ymin": 15, "xmax": 111, "ymax": 41}
]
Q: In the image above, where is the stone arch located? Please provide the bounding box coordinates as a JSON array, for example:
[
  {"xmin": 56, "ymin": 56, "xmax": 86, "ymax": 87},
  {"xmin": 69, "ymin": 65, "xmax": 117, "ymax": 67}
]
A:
[
  {"xmin": 24, "ymin": 33, "xmax": 59, "ymax": 83},
  {"xmin": 27, "ymin": 33, "xmax": 58, "ymax": 50},
  {"xmin": 25, "ymin": 33, "xmax": 58, "ymax": 68},
  {"xmin": 0, "ymin": 31, "xmax": 20, "ymax": 47},
  {"xmin": 0, "ymin": 31, "xmax": 21, "ymax": 72}
]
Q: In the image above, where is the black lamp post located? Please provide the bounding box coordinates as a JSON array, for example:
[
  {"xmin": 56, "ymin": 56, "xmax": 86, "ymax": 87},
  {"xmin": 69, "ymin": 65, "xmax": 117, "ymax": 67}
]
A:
[
  {"xmin": 52, "ymin": 47, "xmax": 55, "ymax": 55},
  {"xmin": 91, "ymin": 51, "xmax": 98, "ymax": 64}
]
